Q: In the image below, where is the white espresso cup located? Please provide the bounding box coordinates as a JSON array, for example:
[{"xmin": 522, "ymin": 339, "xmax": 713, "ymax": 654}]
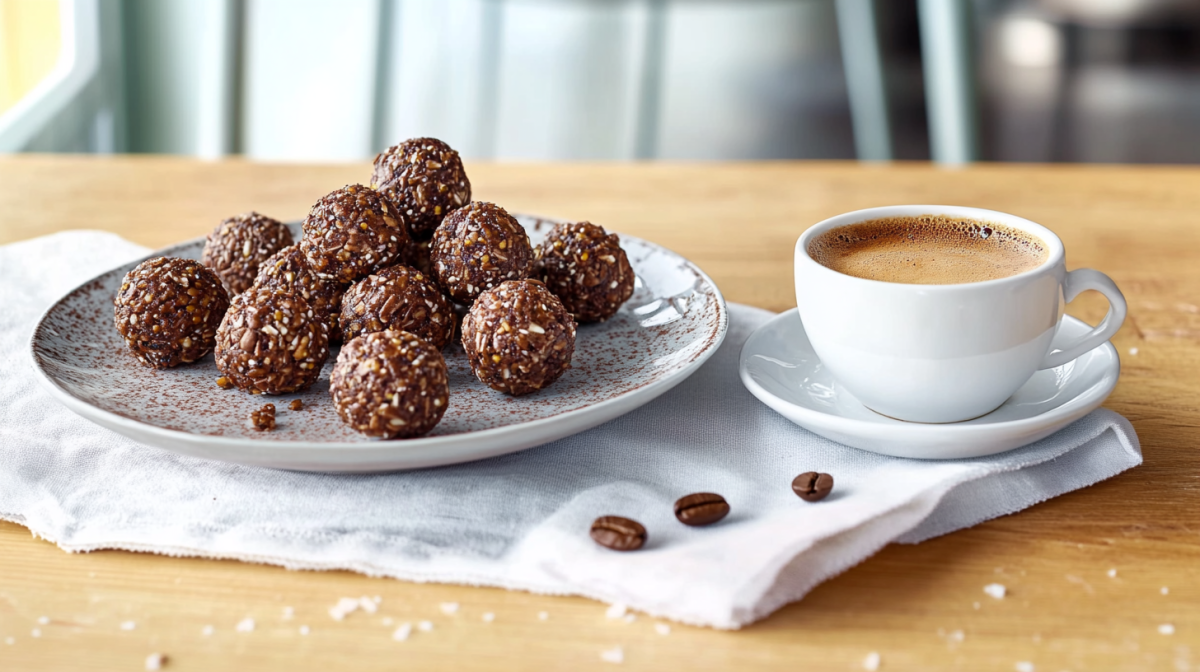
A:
[{"xmin": 794, "ymin": 205, "xmax": 1127, "ymax": 423}]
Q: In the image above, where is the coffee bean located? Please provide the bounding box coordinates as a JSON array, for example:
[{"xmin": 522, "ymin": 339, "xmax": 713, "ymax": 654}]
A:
[
  {"xmin": 792, "ymin": 471, "xmax": 834, "ymax": 502},
  {"xmin": 590, "ymin": 516, "xmax": 647, "ymax": 551},
  {"xmin": 673, "ymin": 492, "xmax": 730, "ymax": 527}
]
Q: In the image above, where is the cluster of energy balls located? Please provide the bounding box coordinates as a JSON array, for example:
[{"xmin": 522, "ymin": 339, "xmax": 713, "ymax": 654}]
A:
[{"xmin": 113, "ymin": 137, "xmax": 636, "ymax": 440}]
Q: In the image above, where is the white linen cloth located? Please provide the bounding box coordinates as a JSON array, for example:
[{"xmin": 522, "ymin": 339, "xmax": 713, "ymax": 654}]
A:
[{"xmin": 0, "ymin": 231, "xmax": 1142, "ymax": 629}]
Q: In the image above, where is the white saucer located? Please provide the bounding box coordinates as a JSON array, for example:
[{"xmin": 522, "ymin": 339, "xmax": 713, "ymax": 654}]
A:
[{"xmin": 738, "ymin": 309, "xmax": 1120, "ymax": 459}]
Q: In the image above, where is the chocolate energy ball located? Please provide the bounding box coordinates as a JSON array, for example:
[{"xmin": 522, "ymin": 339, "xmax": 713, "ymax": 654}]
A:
[
  {"xmin": 114, "ymin": 257, "xmax": 230, "ymax": 368},
  {"xmin": 339, "ymin": 265, "xmax": 455, "ymax": 349},
  {"xmin": 431, "ymin": 201, "xmax": 534, "ymax": 304},
  {"xmin": 214, "ymin": 287, "xmax": 330, "ymax": 394},
  {"xmin": 537, "ymin": 222, "xmax": 635, "ymax": 323},
  {"xmin": 253, "ymin": 244, "xmax": 347, "ymax": 344},
  {"xmin": 300, "ymin": 184, "xmax": 411, "ymax": 285},
  {"xmin": 202, "ymin": 212, "xmax": 293, "ymax": 295},
  {"xmin": 371, "ymin": 138, "xmax": 471, "ymax": 239},
  {"xmin": 461, "ymin": 279, "xmax": 576, "ymax": 396},
  {"xmin": 330, "ymin": 330, "xmax": 449, "ymax": 439}
]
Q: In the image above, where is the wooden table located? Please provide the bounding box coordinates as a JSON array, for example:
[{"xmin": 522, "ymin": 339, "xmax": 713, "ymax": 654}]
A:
[{"xmin": 1, "ymin": 156, "xmax": 1197, "ymax": 671}]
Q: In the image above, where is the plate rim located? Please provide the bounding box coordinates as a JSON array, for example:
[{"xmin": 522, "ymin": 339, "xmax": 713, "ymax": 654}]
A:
[
  {"xmin": 28, "ymin": 220, "xmax": 728, "ymax": 465},
  {"xmin": 738, "ymin": 308, "xmax": 1119, "ymax": 441}
]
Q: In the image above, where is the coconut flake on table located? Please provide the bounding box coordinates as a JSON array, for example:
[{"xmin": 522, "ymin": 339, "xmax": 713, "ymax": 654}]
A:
[
  {"xmin": 329, "ymin": 597, "xmax": 360, "ymax": 621},
  {"xmin": 201, "ymin": 625, "xmax": 214, "ymax": 637},
  {"xmin": 144, "ymin": 653, "xmax": 166, "ymax": 670},
  {"xmin": 120, "ymin": 620, "xmax": 137, "ymax": 631},
  {"xmin": 392, "ymin": 623, "xmax": 412, "ymax": 642},
  {"xmin": 654, "ymin": 623, "xmax": 671, "ymax": 636},
  {"xmin": 983, "ymin": 583, "xmax": 1007, "ymax": 599},
  {"xmin": 1015, "ymin": 662, "xmax": 1035, "ymax": 672},
  {"xmin": 439, "ymin": 602, "xmax": 459, "ymax": 615},
  {"xmin": 939, "ymin": 628, "xmax": 965, "ymax": 644},
  {"xmin": 235, "ymin": 617, "xmax": 255, "ymax": 633},
  {"xmin": 417, "ymin": 620, "xmax": 433, "ymax": 632},
  {"xmin": 359, "ymin": 596, "xmax": 378, "ymax": 614},
  {"xmin": 605, "ymin": 603, "xmax": 628, "ymax": 620},
  {"xmin": 537, "ymin": 611, "xmax": 549, "ymax": 621},
  {"xmin": 1159, "ymin": 623, "xmax": 1176, "ymax": 635},
  {"xmin": 863, "ymin": 651, "xmax": 881, "ymax": 671},
  {"xmin": 600, "ymin": 646, "xmax": 624, "ymax": 664},
  {"xmin": 282, "ymin": 606, "xmax": 294, "ymax": 620},
  {"xmin": 299, "ymin": 625, "xmax": 310, "ymax": 636}
]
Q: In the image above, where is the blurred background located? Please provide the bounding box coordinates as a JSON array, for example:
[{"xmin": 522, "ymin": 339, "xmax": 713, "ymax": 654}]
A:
[{"xmin": 2, "ymin": 0, "xmax": 1199, "ymax": 163}]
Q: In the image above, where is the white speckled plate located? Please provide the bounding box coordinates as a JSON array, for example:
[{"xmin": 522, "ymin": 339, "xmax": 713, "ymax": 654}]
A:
[
  {"xmin": 739, "ymin": 309, "xmax": 1119, "ymax": 459},
  {"xmin": 30, "ymin": 216, "xmax": 727, "ymax": 472}
]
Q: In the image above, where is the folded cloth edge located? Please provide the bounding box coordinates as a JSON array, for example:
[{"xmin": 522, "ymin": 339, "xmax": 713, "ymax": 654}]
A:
[
  {"xmin": 896, "ymin": 409, "xmax": 1141, "ymax": 544},
  {"xmin": 736, "ymin": 409, "xmax": 1142, "ymax": 626}
]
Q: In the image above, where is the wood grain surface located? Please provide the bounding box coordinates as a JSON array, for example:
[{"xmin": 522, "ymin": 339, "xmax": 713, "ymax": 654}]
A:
[{"xmin": 1, "ymin": 156, "xmax": 1197, "ymax": 671}]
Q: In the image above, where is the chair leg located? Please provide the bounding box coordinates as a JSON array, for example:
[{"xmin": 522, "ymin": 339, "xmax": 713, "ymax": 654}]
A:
[
  {"xmin": 917, "ymin": 0, "xmax": 979, "ymax": 164},
  {"xmin": 835, "ymin": 0, "xmax": 893, "ymax": 162}
]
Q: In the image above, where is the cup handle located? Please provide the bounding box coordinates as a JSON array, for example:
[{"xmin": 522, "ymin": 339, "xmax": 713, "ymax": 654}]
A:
[{"xmin": 1038, "ymin": 268, "xmax": 1127, "ymax": 370}]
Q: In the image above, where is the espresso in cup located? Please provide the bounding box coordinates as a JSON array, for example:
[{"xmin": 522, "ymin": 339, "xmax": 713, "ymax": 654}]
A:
[
  {"xmin": 795, "ymin": 206, "xmax": 1127, "ymax": 424},
  {"xmin": 807, "ymin": 215, "xmax": 1048, "ymax": 285}
]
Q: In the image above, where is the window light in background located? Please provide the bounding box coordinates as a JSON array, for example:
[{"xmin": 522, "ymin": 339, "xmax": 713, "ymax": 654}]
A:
[{"xmin": 0, "ymin": 0, "xmax": 61, "ymax": 115}]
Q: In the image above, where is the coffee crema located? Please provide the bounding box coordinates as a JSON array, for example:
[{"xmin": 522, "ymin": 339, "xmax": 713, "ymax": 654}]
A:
[{"xmin": 807, "ymin": 215, "xmax": 1048, "ymax": 285}]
